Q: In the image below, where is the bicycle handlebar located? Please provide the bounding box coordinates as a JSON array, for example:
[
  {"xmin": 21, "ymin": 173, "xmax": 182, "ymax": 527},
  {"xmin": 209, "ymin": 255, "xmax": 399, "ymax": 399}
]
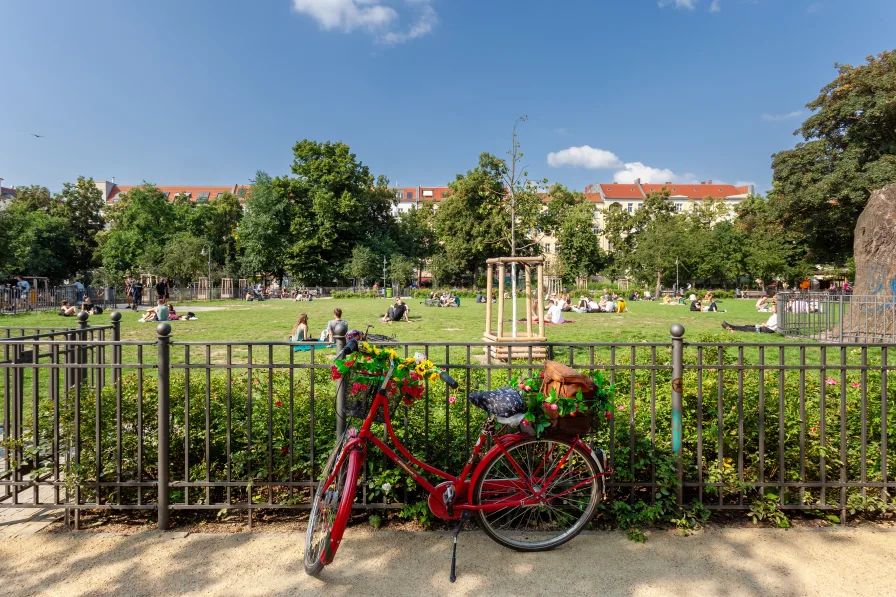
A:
[
  {"xmin": 336, "ymin": 340, "xmax": 358, "ymax": 360},
  {"xmin": 440, "ymin": 370, "xmax": 459, "ymax": 389}
]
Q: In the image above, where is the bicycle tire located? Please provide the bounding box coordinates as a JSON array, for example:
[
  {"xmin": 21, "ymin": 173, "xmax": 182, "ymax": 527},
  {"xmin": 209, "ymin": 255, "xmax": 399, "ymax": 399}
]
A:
[
  {"xmin": 304, "ymin": 432, "xmax": 359, "ymax": 575},
  {"xmin": 473, "ymin": 437, "xmax": 602, "ymax": 552}
]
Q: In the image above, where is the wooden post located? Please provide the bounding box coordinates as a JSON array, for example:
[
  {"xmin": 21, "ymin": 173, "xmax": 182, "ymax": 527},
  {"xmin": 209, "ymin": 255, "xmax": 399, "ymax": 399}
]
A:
[
  {"xmin": 537, "ymin": 264, "xmax": 545, "ymax": 339},
  {"xmin": 524, "ymin": 264, "xmax": 533, "ymax": 338},
  {"xmin": 485, "ymin": 264, "xmax": 493, "ymax": 336},
  {"xmin": 496, "ymin": 264, "xmax": 505, "ymax": 339}
]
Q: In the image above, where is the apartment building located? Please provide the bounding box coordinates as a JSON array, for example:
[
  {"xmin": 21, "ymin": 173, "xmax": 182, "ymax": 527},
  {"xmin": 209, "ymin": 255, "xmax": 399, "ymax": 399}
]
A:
[{"xmin": 95, "ymin": 180, "xmax": 250, "ymax": 205}]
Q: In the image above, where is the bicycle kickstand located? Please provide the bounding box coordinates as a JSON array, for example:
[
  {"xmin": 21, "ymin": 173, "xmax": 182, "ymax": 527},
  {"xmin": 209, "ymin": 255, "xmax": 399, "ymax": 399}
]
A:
[{"xmin": 449, "ymin": 510, "xmax": 470, "ymax": 583}]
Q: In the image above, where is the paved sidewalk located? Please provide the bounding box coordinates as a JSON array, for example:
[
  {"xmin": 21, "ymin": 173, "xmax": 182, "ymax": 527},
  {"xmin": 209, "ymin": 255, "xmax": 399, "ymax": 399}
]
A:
[{"xmin": 1, "ymin": 527, "xmax": 895, "ymax": 596}]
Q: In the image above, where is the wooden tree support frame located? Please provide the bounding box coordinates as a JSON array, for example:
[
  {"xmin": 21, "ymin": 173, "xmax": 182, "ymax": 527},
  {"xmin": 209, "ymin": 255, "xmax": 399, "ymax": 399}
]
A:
[
  {"xmin": 238, "ymin": 279, "xmax": 249, "ymax": 298},
  {"xmin": 197, "ymin": 277, "xmax": 209, "ymax": 301},
  {"xmin": 483, "ymin": 256, "xmax": 547, "ymax": 361},
  {"xmin": 220, "ymin": 278, "xmax": 234, "ymax": 299}
]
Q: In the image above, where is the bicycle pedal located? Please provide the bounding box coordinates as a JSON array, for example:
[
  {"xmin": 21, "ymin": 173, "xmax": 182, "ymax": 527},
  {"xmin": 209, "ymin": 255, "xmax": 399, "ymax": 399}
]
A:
[{"xmin": 442, "ymin": 483, "xmax": 456, "ymax": 517}]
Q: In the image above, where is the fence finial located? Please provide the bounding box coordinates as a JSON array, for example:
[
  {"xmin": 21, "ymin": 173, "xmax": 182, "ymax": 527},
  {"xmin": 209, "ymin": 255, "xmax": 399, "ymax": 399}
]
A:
[
  {"xmin": 670, "ymin": 323, "xmax": 685, "ymax": 338},
  {"xmin": 156, "ymin": 322, "xmax": 171, "ymax": 337},
  {"xmin": 77, "ymin": 311, "xmax": 89, "ymax": 325},
  {"xmin": 109, "ymin": 311, "xmax": 122, "ymax": 322}
]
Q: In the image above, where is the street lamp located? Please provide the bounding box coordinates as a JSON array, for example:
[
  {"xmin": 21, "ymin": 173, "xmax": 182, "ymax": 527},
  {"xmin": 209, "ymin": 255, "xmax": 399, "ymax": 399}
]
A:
[
  {"xmin": 676, "ymin": 257, "xmax": 679, "ymax": 294},
  {"xmin": 201, "ymin": 245, "xmax": 212, "ymax": 300}
]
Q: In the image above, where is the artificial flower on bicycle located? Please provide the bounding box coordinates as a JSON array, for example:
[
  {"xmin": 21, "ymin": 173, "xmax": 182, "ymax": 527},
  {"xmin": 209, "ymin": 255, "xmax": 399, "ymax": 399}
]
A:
[{"xmin": 332, "ymin": 341, "xmax": 439, "ymax": 407}]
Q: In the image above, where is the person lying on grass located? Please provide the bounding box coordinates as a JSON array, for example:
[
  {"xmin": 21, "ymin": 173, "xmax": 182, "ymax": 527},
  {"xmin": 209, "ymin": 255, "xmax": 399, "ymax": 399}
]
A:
[
  {"xmin": 381, "ymin": 298, "xmax": 411, "ymax": 323},
  {"xmin": 59, "ymin": 300, "xmax": 77, "ymax": 317},
  {"xmin": 722, "ymin": 301, "xmax": 779, "ymax": 334}
]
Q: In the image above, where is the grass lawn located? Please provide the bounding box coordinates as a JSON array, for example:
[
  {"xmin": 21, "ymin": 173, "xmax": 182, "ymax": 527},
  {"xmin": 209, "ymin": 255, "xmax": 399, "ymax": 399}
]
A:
[{"xmin": 0, "ymin": 296, "xmax": 774, "ymax": 344}]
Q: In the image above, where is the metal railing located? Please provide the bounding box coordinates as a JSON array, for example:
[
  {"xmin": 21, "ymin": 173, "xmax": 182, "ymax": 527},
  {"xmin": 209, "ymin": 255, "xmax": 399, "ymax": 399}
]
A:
[
  {"xmin": 778, "ymin": 291, "xmax": 896, "ymax": 343},
  {"xmin": 1, "ymin": 320, "xmax": 893, "ymax": 530}
]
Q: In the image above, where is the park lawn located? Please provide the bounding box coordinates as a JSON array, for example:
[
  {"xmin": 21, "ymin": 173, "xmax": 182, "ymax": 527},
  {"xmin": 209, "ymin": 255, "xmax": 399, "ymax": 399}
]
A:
[{"xmin": 0, "ymin": 297, "xmax": 772, "ymax": 344}]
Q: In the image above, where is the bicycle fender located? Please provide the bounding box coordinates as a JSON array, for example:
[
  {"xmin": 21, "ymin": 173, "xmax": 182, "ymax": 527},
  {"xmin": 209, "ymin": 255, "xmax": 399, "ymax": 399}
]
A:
[{"xmin": 468, "ymin": 433, "xmax": 527, "ymax": 495}]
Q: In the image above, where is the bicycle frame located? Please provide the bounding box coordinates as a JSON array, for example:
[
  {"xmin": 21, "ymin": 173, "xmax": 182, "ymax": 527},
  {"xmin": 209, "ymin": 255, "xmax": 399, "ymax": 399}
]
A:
[{"xmin": 324, "ymin": 359, "xmax": 611, "ymax": 518}]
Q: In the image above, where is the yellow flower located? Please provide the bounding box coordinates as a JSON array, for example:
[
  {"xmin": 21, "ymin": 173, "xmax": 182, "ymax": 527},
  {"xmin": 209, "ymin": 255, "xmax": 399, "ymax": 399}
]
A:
[
  {"xmin": 361, "ymin": 342, "xmax": 371, "ymax": 352},
  {"xmin": 397, "ymin": 363, "xmax": 406, "ymax": 371},
  {"xmin": 429, "ymin": 373, "xmax": 440, "ymax": 383},
  {"xmin": 385, "ymin": 349, "xmax": 399, "ymax": 360},
  {"xmin": 415, "ymin": 364, "xmax": 427, "ymax": 377}
]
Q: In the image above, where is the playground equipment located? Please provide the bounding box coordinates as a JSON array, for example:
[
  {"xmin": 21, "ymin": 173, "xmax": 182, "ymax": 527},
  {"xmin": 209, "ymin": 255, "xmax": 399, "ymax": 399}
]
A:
[
  {"xmin": 221, "ymin": 278, "xmax": 234, "ymax": 299},
  {"xmin": 483, "ymin": 256, "xmax": 547, "ymax": 361}
]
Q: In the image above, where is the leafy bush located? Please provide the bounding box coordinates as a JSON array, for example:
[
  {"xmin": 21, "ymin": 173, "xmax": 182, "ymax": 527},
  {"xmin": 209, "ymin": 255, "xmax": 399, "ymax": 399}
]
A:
[{"xmin": 330, "ymin": 290, "xmax": 380, "ymax": 299}]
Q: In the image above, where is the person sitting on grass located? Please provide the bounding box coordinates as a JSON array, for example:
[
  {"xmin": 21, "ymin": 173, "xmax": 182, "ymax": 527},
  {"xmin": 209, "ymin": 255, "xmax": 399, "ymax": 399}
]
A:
[
  {"xmin": 327, "ymin": 308, "xmax": 347, "ymax": 341},
  {"xmin": 290, "ymin": 313, "xmax": 313, "ymax": 341},
  {"xmin": 722, "ymin": 302, "xmax": 779, "ymax": 334},
  {"xmin": 546, "ymin": 299, "xmax": 564, "ymax": 324},
  {"xmin": 703, "ymin": 293, "xmax": 719, "ymax": 312},
  {"xmin": 381, "ymin": 298, "xmax": 411, "ymax": 323},
  {"xmin": 690, "ymin": 299, "xmax": 702, "ymax": 312},
  {"xmin": 59, "ymin": 300, "xmax": 77, "ymax": 317},
  {"xmin": 81, "ymin": 297, "xmax": 104, "ymax": 315}
]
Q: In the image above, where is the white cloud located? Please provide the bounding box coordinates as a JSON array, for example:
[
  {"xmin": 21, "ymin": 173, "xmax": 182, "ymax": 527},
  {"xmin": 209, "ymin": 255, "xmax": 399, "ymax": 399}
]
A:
[
  {"xmin": 291, "ymin": 0, "xmax": 435, "ymax": 43},
  {"xmin": 612, "ymin": 162, "xmax": 698, "ymax": 184},
  {"xmin": 710, "ymin": 0, "xmax": 721, "ymax": 12},
  {"xmin": 658, "ymin": 0, "xmax": 696, "ymax": 9},
  {"xmin": 381, "ymin": 4, "xmax": 436, "ymax": 44},
  {"xmin": 761, "ymin": 111, "xmax": 803, "ymax": 121},
  {"xmin": 547, "ymin": 145, "xmax": 623, "ymax": 169}
]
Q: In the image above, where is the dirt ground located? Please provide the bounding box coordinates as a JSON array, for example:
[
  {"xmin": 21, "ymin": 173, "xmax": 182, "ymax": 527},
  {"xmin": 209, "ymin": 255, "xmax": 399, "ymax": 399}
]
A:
[{"xmin": 1, "ymin": 527, "xmax": 895, "ymax": 596}]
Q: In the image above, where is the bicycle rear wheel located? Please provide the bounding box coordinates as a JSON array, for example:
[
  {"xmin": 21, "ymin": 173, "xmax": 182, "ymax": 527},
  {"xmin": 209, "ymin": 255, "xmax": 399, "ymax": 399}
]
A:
[
  {"xmin": 473, "ymin": 437, "xmax": 602, "ymax": 551},
  {"xmin": 304, "ymin": 432, "xmax": 361, "ymax": 576}
]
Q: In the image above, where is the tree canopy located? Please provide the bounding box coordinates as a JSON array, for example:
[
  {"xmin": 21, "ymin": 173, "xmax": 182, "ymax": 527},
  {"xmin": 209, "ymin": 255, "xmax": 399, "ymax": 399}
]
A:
[{"xmin": 770, "ymin": 50, "xmax": 896, "ymax": 265}]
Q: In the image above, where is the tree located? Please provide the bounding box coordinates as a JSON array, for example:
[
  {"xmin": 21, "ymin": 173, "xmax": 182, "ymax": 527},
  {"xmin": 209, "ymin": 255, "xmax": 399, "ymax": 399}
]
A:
[
  {"xmin": 277, "ymin": 140, "xmax": 395, "ymax": 284},
  {"xmin": 0, "ymin": 203, "xmax": 72, "ymax": 281},
  {"xmin": 627, "ymin": 214, "xmax": 690, "ymax": 297},
  {"xmin": 238, "ymin": 171, "xmax": 294, "ymax": 282},
  {"xmin": 98, "ymin": 183, "xmax": 175, "ymax": 276},
  {"xmin": 11, "ymin": 185, "xmax": 56, "ymax": 213},
  {"xmin": 770, "ymin": 50, "xmax": 896, "ymax": 264},
  {"xmin": 160, "ymin": 233, "xmax": 207, "ymax": 282},
  {"xmin": 431, "ymin": 153, "xmax": 510, "ymax": 284},
  {"xmin": 343, "ymin": 245, "xmax": 381, "ymax": 286},
  {"xmin": 555, "ymin": 203, "xmax": 606, "ymax": 283},
  {"xmin": 55, "ymin": 176, "xmax": 105, "ymax": 275},
  {"xmin": 388, "ymin": 255, "xmax": 417, "ymax": 287}
]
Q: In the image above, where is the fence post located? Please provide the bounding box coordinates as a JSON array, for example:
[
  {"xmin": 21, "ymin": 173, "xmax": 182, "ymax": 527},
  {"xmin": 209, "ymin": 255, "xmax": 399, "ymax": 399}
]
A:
[
  {"xmin": 670, "ymin": 324, "xmax": 685, "ymax": 506},
  {"xmin": 333, "ymin": 321, "xmax": 348, "ymax": 438},
  {"xmin": 838, "ymin": 292, "xmax": 845, "ymax": 342},
  {"xmin": 110, "ymin": 311, "xmax": 121, "ymax": 382},
  {"xmin": 77, "ymin": 311, "xmax": 89, "ymax": 389},
  {"xmin": 156, "ymin": 322, "xmax": 172, "ymax": 530}
]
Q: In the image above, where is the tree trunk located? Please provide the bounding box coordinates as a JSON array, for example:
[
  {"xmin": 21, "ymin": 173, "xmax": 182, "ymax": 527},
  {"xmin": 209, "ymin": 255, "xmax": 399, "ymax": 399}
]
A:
[
  {"xmin": 842, "ymin": 184, "xmax": 896, "ymax": 341},
  {"xmin": 655, "ymin": 271, "xmax": 662, "ymax": 301}
]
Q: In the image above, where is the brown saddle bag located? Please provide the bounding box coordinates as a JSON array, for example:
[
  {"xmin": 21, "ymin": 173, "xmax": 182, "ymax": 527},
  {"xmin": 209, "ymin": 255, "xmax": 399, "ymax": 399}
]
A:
[{"xmin": 539, "ymin": 360, "xmax": 596, "ymax": 401}]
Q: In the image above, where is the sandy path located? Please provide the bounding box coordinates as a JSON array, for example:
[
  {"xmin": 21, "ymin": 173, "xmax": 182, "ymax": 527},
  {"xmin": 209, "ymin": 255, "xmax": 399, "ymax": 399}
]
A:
[{"xmin": 1, "ymin": 527, "xmax": 895, "ymax": 596}]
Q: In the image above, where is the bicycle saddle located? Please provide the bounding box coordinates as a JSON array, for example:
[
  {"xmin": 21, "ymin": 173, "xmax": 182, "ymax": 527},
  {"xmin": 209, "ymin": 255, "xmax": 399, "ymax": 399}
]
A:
[{"xmin": 468, "ymin": 387, "xmax": 525, "ymax": 417}]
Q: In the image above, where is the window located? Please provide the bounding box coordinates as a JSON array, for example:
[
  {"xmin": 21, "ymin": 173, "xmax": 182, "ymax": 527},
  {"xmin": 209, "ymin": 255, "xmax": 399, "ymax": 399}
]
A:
[
  {"xmin": 441, "ymin": 192, "xmax": 447, "ymax": 198},
  {"xmin": 406, "ymin": 191, "xmax": 413, "ymax": 200},
  {"xmin": 422, "ymin": 190, "xmax": 433, "ymax": 198},
  {"xmin": 627, "ymin": 203, "xmax": 633, "ymax": 213},
  {"xmin": 197, "ymin": 192, "xmax": 210, "ymax": 203},
  {"xmin": 395, "ymin": 190, "xmax": 403, "ymax": 199},
  {"xmin": 675, "ymin": 203, "xmax": 683, "ymax": 212},
  {"xmin": 216, "ymin": 192, "xmax": 223, "ymax": 199}
]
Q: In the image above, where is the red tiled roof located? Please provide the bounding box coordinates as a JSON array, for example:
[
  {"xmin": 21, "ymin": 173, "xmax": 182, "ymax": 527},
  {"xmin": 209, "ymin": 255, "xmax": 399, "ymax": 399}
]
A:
[
  {"xmin": 640, "ymin": 183, "xmax": 748, "ymax": 199},
  {"xmin": 108, "ymin": 185, "xmax": 238, "ymax": 203},
  {"xmin": 583, "ymin": 193, "xmax": 603, "ymax": 203},
  {"xmin": 600, "ymin": 184, "xmax": 644, "ymax": 199},
  {"xmin": 0, "ymin": 186, "xmax": 16, "ymax": 197}
]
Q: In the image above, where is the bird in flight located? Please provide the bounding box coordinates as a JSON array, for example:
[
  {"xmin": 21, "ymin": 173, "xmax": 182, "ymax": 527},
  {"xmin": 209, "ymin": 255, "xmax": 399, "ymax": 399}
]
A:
[{"xmin": 31, "ymin": 134, "xmax": 44, "ymax": 138}]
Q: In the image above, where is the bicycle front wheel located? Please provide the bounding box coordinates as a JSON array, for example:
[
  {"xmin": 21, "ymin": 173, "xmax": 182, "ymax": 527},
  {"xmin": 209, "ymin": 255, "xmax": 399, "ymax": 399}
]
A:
[
  {"xmin": 473, "ymin": 437, "xmax": 602, "ymax": 551},
  {"xmin": 304, "ymin": 431, "xmax": 361, "ymax": 576}
]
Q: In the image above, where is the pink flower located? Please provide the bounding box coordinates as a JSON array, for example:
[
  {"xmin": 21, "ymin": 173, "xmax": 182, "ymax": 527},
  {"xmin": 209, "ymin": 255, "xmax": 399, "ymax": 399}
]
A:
[
  {"xmin": 616, "ymin": 404, "xmax": 625, "ymax": 411},
  {"xmin": 825, "ymin": 378, "xmax": 838, "ymax": 385},
  {"xmin": 851, "ymin": 382, "xmax": 860, "ymax": 389},
  {"xmin": 549, "ymin": 403, "xmax": 558, "ymax": 411},
  {"xmin": 275, "ymin": 400, "xmax": 283, "ymax": 408},
  {"xmin": 448, "ymin": 395, "xmax": 458, "ymax": 404},
  {"xmin": 524, "ymin": 385, "xmax": 532, "ymax": 392}
]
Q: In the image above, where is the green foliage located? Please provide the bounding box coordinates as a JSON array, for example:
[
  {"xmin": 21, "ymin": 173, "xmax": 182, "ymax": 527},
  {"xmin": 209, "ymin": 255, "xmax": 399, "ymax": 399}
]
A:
[
  {"xmin": 238, "ymin": 171, "xmax": 293, "ymax": 281},
  {"xmin": 748, "ymin": 492, "xmax": 791, "ymax": 528},
  {"xmin": 160, "ymin": 233, "xmax": 208, "ymax": 283},
  {"xmin": 343, "ymin": 246, "xmax": 381, "ymax": 284},
  {"xmin": 55, "ymin": 176, "xmax": 106, "ymax": 274},
  {"xmin": 555, "ymin": 201, "xmax": 607, "ymax": 283},
  {"xmin": 0, "ymin": 201, "xmax": 73, "ymax": 281},
  {"xmin": 770, "ymin": 50, "xmax": 896, "ymax": 264}
]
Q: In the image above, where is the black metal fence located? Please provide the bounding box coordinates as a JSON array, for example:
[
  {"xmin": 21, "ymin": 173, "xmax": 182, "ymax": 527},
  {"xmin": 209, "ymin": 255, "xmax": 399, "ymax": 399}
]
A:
[
  {"xmin": 778, "ymin": 291, "xmax": 896, "ymax": 343},
  {"xmin": 1, "ymin": 317, "xmax": 893, "ymax": 529}
]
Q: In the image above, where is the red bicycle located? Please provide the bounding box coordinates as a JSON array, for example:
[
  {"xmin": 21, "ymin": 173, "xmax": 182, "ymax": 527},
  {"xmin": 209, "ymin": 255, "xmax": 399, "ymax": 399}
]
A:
[{"xmin": 304, "ymin": 338, "xmax": 611, "ymax": 580}]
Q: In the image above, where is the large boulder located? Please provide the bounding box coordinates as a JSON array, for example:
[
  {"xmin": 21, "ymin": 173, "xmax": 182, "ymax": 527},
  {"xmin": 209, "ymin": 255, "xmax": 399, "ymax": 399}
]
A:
[{"xmin": 845, "ymin": 184, "xmax": 896, "ymax": 340}]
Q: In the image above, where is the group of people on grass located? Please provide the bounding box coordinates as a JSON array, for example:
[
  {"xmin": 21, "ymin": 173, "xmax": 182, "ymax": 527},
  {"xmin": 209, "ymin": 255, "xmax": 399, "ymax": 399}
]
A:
[
  {"xmin": 289, "ymin": 308, "xmax": 349, "ymax": 343},
  {"xmin": 139, "ymin": 297, "xmax": 194, "ymax": 322},
  {"xmin": 58, "ymin": 297, "xmax": 104, "ymax": 317},
  {"xmin": 429, "ymin": 291, "xmax": 460, "ymax": 307}
]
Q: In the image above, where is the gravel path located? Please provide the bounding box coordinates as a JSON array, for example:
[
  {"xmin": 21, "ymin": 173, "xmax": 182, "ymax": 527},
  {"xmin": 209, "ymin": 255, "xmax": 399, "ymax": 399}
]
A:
[{"xmin": 1, "ymin": 527, "xmax": 895, "ymax": 596}]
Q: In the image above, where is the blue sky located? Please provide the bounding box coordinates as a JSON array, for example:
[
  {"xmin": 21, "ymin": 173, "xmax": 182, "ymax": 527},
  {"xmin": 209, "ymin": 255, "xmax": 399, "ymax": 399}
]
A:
[{"xmin": 1, "ymin": 0, "xmax": 893, "ymax": 194}]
